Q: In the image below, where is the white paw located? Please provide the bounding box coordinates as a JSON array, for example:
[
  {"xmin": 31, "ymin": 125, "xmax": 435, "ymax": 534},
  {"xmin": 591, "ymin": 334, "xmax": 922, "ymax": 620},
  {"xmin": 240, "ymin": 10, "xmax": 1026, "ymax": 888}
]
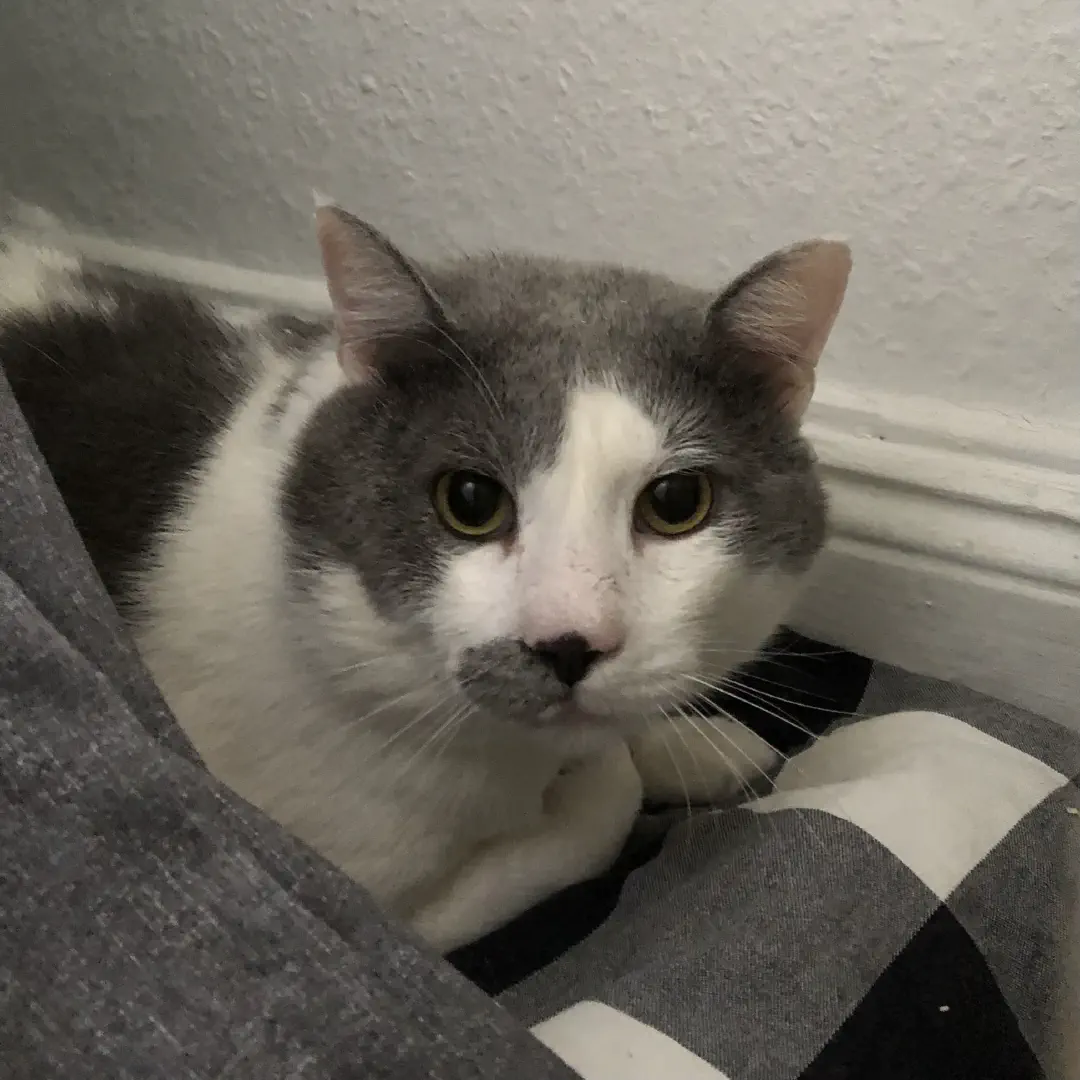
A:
[
  {"xmin": 545, "ymin": 741, "xmax": 643, "ymax": 879},
  {"xmin": 630, "ymin": 716, "xmax": 779, "ymax": 806},
  {"xmin": 409, "ymin": 743, "xmax": 643, "ymax": 952}
]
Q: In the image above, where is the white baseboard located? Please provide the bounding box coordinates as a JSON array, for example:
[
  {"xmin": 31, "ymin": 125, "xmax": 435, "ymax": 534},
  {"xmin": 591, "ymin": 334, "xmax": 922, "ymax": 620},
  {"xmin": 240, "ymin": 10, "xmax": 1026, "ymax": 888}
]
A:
[
  {"xmin": 800, "ymin": 393, "xmax": 1080, "ymax": 730},
  {"xmin": 61, "ymin": 228, "xmax": 1080, "ymax": 731}
]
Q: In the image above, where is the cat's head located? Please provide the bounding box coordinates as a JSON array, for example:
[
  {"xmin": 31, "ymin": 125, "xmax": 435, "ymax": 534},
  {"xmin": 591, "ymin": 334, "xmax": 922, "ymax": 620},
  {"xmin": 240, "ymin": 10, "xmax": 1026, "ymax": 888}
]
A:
[{"xmin": 282, "ymin": 206, "xmax": 850, "ymax": 742}]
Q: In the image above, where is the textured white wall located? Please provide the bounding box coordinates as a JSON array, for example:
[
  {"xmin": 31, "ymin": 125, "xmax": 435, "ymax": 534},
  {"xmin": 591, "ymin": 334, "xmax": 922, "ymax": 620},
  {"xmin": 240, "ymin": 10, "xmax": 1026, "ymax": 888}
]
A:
[{"xmin": 0, "ymin": 0, "xmax": 1076, "ymax": 420}]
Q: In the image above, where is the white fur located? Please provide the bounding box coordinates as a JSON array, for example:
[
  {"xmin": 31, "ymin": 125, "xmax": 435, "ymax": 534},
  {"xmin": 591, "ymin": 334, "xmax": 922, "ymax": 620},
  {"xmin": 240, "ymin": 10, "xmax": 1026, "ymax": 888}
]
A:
[
  {"xmin": 0, "ymin": 232, "xmax": 101, "ymax": 317},
  {"xmin": 411, "ymin": 741, "xmax": 643, "ymax": 948}
]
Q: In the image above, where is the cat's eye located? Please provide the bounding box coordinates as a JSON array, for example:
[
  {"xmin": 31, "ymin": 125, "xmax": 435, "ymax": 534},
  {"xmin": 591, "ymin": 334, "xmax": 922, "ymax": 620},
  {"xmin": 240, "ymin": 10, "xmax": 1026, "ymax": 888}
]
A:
[
  {"xmin": 433, "ymin": 470, "xmax": 514, "ymax": 539},
  {"xmin": 636, "ymin": 471, "xmax": 713, "ymax": 537}
]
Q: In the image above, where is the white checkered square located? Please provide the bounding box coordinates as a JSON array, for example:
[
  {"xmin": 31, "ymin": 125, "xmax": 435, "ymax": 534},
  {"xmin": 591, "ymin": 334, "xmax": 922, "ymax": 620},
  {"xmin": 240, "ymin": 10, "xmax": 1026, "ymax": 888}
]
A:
[{"xmin": 751, "ymin": 711, "xmax": 1069, "ymax": 898}]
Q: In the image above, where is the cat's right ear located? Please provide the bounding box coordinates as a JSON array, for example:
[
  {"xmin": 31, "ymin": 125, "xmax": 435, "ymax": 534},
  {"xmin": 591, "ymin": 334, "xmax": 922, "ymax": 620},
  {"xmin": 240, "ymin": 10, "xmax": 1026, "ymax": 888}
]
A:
[{"xmin": 315, "ymin": 203, "xmax": 445, "ymax": 381}]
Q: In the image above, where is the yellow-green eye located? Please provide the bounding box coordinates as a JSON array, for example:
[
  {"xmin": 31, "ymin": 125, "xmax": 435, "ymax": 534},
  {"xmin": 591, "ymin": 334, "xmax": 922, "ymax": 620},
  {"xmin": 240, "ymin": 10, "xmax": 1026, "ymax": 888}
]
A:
[
  {"xmin": 636, "ymin": 471, "xmax": 713, "ymax": 537},
  {"xmin": 433, "ymin": 471, "xmax": 514, "ymax": 539}
]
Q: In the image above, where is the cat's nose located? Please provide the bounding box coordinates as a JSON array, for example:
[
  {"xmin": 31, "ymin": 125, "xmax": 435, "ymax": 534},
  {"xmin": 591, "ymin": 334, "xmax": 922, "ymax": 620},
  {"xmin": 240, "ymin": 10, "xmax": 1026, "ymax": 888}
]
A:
[{"xmin": 528, "ymin": 633, "xmax": 605, "ymax": 688}]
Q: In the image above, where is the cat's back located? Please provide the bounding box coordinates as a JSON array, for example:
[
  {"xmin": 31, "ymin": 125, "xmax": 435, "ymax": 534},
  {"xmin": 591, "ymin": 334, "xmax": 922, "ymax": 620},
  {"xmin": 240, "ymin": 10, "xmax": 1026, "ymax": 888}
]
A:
[{"xmin": 0, "ymin": 229, "xmax": 256, "ymax": 603}]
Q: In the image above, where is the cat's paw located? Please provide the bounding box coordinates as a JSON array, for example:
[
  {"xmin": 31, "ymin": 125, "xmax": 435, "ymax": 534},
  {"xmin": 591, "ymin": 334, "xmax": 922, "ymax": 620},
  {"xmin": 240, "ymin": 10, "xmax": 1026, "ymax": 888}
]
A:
[
  {"xmin": 545, "ymin": 741, "xmax": 643, "ymax": 871},
  {"xmin": 630, "ymin": 716, "xmax": 780, "ymax": 806},
  {"xmin": 410, "ymin": 744, "xmax": 643, "ymax": 952}
]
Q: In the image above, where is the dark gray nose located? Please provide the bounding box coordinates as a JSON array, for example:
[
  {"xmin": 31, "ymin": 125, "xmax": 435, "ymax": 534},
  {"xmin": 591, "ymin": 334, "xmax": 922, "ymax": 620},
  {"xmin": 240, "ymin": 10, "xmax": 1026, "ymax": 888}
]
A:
[{"xmin": 528, "ymin": 633, "xmax": 604, "ymax": 687}]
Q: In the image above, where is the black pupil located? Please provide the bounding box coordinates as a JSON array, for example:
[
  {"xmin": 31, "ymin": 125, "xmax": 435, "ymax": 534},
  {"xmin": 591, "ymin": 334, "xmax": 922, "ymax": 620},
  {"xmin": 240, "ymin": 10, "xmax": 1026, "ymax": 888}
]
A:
[
  {"xmin": 448, "ymin": 473, "xmax": 502, "ymax": 528},
  {"xmin": 649, "ymin": 473, "xmax": 702, "ymax": 524}
]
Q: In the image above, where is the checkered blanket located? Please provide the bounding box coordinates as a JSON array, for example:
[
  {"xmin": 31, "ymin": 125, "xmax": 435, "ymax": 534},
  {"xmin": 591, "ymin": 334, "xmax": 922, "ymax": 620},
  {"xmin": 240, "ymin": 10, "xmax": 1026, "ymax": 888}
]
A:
[{"xmin": 450, "ymin": 633, "xmax": 1080, "ymax": 1080}]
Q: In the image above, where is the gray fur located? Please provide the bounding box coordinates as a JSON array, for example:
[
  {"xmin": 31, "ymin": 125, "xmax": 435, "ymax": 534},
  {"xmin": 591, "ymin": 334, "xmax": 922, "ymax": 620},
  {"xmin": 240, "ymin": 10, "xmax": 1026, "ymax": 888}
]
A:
[
  {"xmin": 457, "ymin": 640, "xmax": 571, "ymax": 719},
  {"xmin": 0, "ymin": 273, "xmax": 253, "ymax": 608}
]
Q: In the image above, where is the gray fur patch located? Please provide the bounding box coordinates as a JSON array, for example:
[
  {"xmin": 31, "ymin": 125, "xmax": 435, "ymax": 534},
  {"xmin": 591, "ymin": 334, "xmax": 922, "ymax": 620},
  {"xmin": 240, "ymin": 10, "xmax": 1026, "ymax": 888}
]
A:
[
  {"xmin": 457, "ymin": 639, "xmax": 570, "ymax": 721},
  {"xmin": 1, "ymin": 270, "xmax": 252, "ymax": 606}
]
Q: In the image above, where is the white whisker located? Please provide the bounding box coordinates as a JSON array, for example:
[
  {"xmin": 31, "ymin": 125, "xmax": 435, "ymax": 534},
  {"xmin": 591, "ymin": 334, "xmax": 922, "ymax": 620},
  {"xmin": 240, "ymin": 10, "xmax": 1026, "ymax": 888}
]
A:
[
  {"xmin": 430, "ymin": 704, "xmax": 475, "ymax": 765},
  {"xmin": 734, "ymin": 668, "xmax": 837, "ymax": 704},
  {"xmin": 683, "ymin": 673, "xmax": 819, "ymax": 746},
  {"xmin": 393, "ymin": 701, "xmax": 473, "ymax": 784},
  {"xmin": 653, "ymin": 702, "xmax": 696, "ymax": 821},
  {"xmin": 368, "ymin": 683, "xmax": 462, "ymax": 758},
  {"xmin": 678, "ymin": 697, "xmax": 774, "ymax": 799},
  {"xmin": 348, "ymin": 684, "xmax": 439, "ymax": 731},
  {"xmin": 727, "ymin": 674, "xmax": 874, "ymax": 720},
  {"xmin": 671, "ymin": 699, "xmax": 793, "ymax": 855}
]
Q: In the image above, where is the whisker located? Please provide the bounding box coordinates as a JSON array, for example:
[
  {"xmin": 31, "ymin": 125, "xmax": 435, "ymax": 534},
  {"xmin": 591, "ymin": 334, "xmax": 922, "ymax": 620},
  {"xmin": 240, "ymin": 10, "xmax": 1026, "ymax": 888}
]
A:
[
  {"xmin": 683, "ymin": 673, "xmax": 820, "ymax": 746},
  {"xmin": 332, "ymin": 653, "xmax": 415, "ymax": 677},
  {"xmin": 673, "ymin": 700, "xmax": 790, "ymax": 851},
  {"xmin": 692, "ymin": 638, "xmax": 849, "ymax": 664},
  {"xmin": 332, "ymin": 653, "xmax": 387, "ymax": 673},
  {"xmin": 428, "ymin": 703, "xmax": 475, "ymax": 765},
  {"xmin": 347, "ymin": 684, "xmax": 439, "ymax": 730},
  {"xmin": 723, "ymin": 678, "xmax": 871, "ymax": 721},
  {"xmin": 693, "ymin": 706, "xmax": 832, "ymax": 851},
  {"xmin": 714, "ymin": 686, "xmax": 819, "ymax": 743},
  {"xmin": 703, "ymin": 697, "xmax": 863, "ymax": 852},
  {"xmin": 392, "ymin": 701, "xmax": 473, "ymax": 785},
  {"xmin": 693, "ymin": 648, "xmax": 829, "ymax": 681},
  {"xmin": 732, "ymin": 668, "xmax": 841, "ymax": 705},
  {"xmin": 652, "ymin": 702, "xmax": 696, "ymax": 822},
  {"xmin": 678, "ymin": 698, "xmax": 775, "ymax": 798},
  {"xmin": 368, "ymin": 684, "xmax": 462, "ymax": 758},
  {"xmin": 643, "ymin": 684, "xmax": 839, "ymax": 871}
]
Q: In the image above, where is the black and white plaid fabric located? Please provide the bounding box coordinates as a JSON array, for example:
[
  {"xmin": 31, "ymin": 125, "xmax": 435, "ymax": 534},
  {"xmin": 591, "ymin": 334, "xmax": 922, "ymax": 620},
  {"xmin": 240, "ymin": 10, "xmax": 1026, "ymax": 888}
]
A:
[{"xmin": 450, "ymin": 632, "xmax": 1080, "ymax": 1080}]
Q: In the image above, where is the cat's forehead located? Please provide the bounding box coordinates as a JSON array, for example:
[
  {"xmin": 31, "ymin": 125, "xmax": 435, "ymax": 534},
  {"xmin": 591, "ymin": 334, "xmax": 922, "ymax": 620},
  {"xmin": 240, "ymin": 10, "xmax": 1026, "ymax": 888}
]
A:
[
  {"xmin": 413, "ymin": 255, "xmax": 726, "ymax": 469},
  {"xmin": 521, "ymin": 383, "xmax": 666, "ymax": 503},
  {"xmin": 431, "ymin": 252, "xmax": 708, "ymax": 358}
]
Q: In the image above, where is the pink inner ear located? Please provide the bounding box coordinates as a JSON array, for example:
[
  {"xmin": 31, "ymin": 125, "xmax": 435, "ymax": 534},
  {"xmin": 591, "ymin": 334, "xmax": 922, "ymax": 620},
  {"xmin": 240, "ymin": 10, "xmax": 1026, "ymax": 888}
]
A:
[
  {"xmin": 786, "ymin": 241, "xmax": 852, "ymax": 366},
  {"xmin": 333, "ymin": 340, "xmax": 374, "ymax": 383},
  {"xmin": 315, "ymin": 206, "xmax": 359, "ymax": 316},
  {"xmin": 313, "ymin": 204, "xmax": 438, "ymax": 383},
  {"xmin": 727, "ymin": 239, "xmax": 852, "ymax": 421},
  {"xmin": 315, "ymin": 207, "xmax": 369, "ymax": 380}
]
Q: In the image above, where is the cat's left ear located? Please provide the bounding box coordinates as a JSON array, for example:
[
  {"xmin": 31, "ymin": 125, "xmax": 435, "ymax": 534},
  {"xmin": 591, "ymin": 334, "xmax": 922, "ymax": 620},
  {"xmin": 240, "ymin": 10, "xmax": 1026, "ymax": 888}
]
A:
[
  {"xmin": 707, "ymin": 239, "xmax": 852, "ymax": 422},
  {"xmin": 315, "ymin": 203, "xmax": 446, "ymax": 381}
]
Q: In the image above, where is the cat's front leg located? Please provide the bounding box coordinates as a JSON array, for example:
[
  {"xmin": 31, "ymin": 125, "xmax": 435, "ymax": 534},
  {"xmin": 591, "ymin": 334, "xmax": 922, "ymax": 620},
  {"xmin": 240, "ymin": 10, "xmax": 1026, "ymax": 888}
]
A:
[
  {"xmin": 410, "ymin": 741, "xmax": 643, "ymax": 953},
  {"xmin": 630, "ymin": 715, "xmax": 779, "ymax": 806}
]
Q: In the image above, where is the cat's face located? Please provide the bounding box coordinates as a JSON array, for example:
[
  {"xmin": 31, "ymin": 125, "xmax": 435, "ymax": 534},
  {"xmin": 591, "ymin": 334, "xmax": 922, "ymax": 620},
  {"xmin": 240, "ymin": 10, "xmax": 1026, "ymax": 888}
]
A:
[{"xmin": 283, "ymin": 209, "xmax": 848, "ymax": 741}]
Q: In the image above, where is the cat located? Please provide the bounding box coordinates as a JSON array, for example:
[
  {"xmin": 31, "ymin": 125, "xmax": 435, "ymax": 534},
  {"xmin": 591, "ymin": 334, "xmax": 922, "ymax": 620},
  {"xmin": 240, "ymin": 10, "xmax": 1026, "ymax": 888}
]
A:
[{"xmin": 0, "ymin": 203, "xmax": 850, "ymax": 951}]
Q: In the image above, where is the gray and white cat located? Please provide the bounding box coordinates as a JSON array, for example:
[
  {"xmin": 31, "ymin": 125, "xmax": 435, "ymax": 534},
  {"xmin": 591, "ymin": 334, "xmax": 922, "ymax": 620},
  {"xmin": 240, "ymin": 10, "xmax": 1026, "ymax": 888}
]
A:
[{"xmin": 0, "ymin": 205, "xmax": 850, "ymax": 951}]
